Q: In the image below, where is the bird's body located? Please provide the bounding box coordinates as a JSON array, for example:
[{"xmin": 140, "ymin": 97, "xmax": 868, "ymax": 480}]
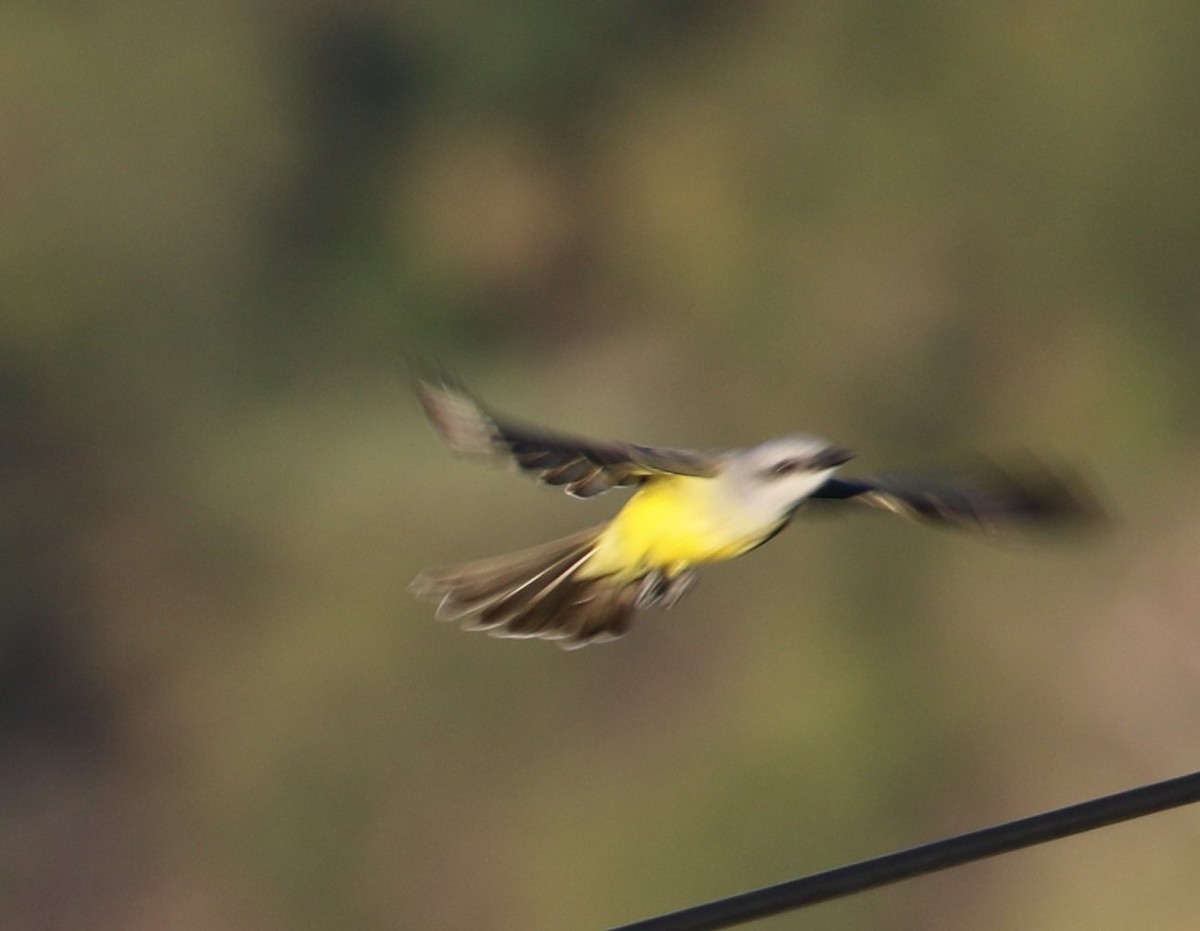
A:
[
  {"xmin": 586, "ymin": 474, "xmax": 776, "ymax": 579},
  {"xmin": 411, "ymin": 381, "xmax": 1095, "ymax": 648}
]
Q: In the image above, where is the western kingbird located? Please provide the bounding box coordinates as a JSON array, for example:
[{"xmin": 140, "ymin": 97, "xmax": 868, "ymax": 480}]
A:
[{"xmin": 412, "ymin": 381, "xmax": 1095, "ymax": 648}]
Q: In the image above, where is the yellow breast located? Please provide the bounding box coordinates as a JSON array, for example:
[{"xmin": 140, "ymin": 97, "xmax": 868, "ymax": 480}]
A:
[{"xmin": 582, "ymin": 475, "xmax": 775, "ymax": 580}]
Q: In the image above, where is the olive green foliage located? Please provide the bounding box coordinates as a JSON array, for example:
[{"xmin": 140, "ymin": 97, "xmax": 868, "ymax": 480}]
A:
[{"xmin": 2, "ymin": 3, "xmax": 1199, "ymax": 929}]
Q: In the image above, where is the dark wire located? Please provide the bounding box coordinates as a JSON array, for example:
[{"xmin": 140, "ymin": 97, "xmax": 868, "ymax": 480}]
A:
[{"xmin": 608, "ymin": 769, "xmax": 1200, "ymax": 931}]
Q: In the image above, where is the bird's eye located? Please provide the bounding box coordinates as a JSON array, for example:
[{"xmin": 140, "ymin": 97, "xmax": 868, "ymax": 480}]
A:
[{"xmin": 767, "ymin": 458, "xmax": 801, "ymax": 477}]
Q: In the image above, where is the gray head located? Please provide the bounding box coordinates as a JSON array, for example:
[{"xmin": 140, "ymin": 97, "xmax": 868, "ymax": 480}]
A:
[{"xmin": 719, "ymin": 435, "xmax": 854, "ymax": 523}]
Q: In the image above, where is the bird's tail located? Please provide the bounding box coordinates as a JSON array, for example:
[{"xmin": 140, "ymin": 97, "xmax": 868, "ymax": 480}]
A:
[{"xmin": 411, "ymin": 524, "xmax": 645, "ymax": 649}]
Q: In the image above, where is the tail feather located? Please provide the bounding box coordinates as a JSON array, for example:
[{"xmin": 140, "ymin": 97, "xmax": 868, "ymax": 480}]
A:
[
  {"xmin": 491, "ymin": 584, "xmax": 582, "ymax": 638},
  {"xmin": 412, "ymin": 524, "xmax": 659, "ymax": 648},
  {"xmin": 413, "ymin": 530, "xmax": 594, "ymax": 608},
  {"xmin": 471, "ymin": 549, "xmax": 595, "ymax": 634},
  {"xmin": 560, "ymin": 584, "xmax": 638, "ymax": 648},
  {"xmin": 442, "ymin": 547, "xmax": 587, "ymax": 625}
]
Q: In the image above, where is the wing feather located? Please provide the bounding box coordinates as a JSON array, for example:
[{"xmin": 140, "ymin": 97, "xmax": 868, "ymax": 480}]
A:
[
  {"xmin": 809, "ymin": 461, "xmax": 1101, "ymax": 531},
  {"xmin": 417, "ymin": 381, "xmax": 718, "ymax": 497}
]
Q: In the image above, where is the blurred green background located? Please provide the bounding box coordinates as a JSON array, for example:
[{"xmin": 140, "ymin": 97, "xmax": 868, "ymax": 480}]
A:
[{"xmin": 3, "ymin": 2, "xmax": 1200, "ymax": 929}]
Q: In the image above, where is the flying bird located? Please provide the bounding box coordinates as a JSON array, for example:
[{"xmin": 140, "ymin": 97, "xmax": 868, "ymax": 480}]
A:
[{"xmin": 411, "ymin": 381, "xmax": 1096, "ymax": 649}]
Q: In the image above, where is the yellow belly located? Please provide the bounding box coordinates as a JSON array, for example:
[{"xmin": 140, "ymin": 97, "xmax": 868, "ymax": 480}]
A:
[{"xmin": 581, "ymin": 475, "xmax": 774, "ymax": 580}]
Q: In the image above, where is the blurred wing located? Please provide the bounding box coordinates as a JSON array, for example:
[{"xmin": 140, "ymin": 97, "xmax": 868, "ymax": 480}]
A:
[
  {"xmin": 809, "ymin": 462, "xmax": 1101, "ymax": 531},
  {"xmin": 417, "ymin": 381, "xmax": 719, "ymax": 498}
]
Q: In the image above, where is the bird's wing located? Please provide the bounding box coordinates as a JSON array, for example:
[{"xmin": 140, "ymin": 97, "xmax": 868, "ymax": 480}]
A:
[
  {"xmin": 417, "ymin": 381, "xmax": 720, "ymax": 498},
  {"xmin": 808, "ymin": 461, "xmax": 1101, "ymax": 531}
]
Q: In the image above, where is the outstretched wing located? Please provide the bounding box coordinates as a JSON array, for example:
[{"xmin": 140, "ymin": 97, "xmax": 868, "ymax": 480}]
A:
[
  {"xmin": 417, "ymin": 381, "xmax": 720, "ymax": 498},
  {"xmin": 809, "ymin": 461, "xmax": 1101, "ymax": 531}
]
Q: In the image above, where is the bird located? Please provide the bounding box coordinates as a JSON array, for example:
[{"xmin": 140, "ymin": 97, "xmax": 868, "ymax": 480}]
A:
[{"xmin": 411, "ymin": 380, "xmax": 1097, "ymax": 649}]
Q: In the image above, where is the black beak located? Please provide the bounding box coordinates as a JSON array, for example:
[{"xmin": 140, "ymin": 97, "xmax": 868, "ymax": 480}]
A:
[{"xmin": 811, "ymin": 446, "xmax": 855, "ymax": 470}]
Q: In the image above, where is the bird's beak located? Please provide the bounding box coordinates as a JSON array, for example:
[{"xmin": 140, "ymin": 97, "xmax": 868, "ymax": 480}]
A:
[{"xmin": 811, "ymin": 446, "xmax": 855, "ymax": 469}]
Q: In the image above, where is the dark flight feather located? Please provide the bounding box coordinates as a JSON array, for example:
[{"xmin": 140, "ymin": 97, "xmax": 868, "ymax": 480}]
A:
[
  {"xmin": 808, "ymin": 462, "xmax": 1100, "ymax": 531},
  {"xmin": 417, "ymin": 381, "xmax": 718, "ymax": 498}
]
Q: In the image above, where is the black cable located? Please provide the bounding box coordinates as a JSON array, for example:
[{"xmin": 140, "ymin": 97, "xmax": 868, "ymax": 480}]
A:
[{"xmin": 609, "ymin": 769, "xmax": 1200, "ymax": 931}]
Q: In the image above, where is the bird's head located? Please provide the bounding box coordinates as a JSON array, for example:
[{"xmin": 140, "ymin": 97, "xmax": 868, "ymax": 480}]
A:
[{"xmin": 723, "ymin": 435, "xmax": 854, "ymax": 517}]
